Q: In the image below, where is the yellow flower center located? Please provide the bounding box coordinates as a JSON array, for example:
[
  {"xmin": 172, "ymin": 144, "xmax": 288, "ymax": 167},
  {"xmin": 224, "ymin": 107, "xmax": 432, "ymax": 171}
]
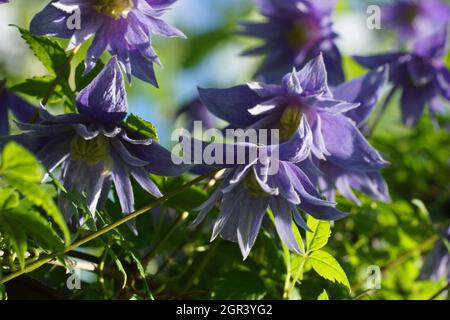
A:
[
  {"xmin": 70, "ymin": 134, "xmax": 110, "ymax": 165},
  {"xmin": 403, "ymin": 5, "xmax": 418, "ymax": 25},
  {"xmin": 94, "ymin": 0, "xmax": 134, "ymax": 19},
  {"xmin": 287, "ymin": 21, "xmax": 310, "ymax": 49},
  {"xmin": 242, "ymin": 172, "xmax": 269, "ymax": 197},
  {"xmin": 279, "ymin": 105, "xmax": 303, "ymax": 141}
]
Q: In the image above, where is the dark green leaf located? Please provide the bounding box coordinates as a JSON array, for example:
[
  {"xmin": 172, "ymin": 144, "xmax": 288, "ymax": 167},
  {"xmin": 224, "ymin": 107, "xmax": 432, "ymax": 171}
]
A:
[
  {"xmin": 75, "ymin": 60, "xmax": 105, "ymax": 92},
  {"xmin": 125, "ymin": 114, "xmax": 158, "ymax": 141},
  {"xmin": 10, "ymin": 76, "xmax": 57, "ymax": 100}
]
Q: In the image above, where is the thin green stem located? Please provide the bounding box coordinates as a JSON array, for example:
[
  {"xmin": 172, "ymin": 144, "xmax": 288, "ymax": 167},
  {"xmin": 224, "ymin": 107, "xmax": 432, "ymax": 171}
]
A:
[
  {"xmin": 142, "ymin": 211, "xmax": 190, "ymax": 266},
  {"xmin": 287, "ymin": 256, "xmax": 306, "ymax": 299},
  {"xmin": 429, "ymin": 281, "xmax": 450, "ymax": 300},
  {"xmin": 266, "ymin": 208, "xmax": 294, "ymax": 300},
  {"xmin": 282, "ymin": 250, "xmax": 292, "ymax": 300},
  {"xmin": 0, "ymin": 171, "xmax": 217, "ymax": 285},
  {"xmin": 365, "ymin": 85, "xmax": 399, "ymax": 138},
  {"xmin": 352, "ymin": 289, "xmax": 375, "ymax": 300}
]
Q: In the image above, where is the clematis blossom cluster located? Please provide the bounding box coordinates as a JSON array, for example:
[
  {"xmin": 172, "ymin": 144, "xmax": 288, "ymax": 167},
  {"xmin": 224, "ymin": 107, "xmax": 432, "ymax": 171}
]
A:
[
  {"xmin": 192, "ymin": 55, "xmax": 389, "ymax": 257},
  {"xmin": 355, "ymin": 27, "xmax": 450, "ymax": 127},
  {"xmin": 12, "ymin": 57, "xmax": 189, "ymax": 231},
  {"xmin": 30, "ymin": 0, "xmax": 186, "ymax": 86},
  {"xmin": 382, "ymin": 0, "xmax": 450, "ymax": 40},
  {"xmin": 240, "ymin": 0, "xmax": 344, "ymax": 86}
]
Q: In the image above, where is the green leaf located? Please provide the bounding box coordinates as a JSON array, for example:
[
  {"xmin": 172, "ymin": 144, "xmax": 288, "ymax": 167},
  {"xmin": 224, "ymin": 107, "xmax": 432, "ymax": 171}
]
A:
[
  {"xmin": 107, "ymin": 249, "xmax": 127, "ymax": 289},
  {"xmin": 317, "ymin": 290, "xmax": 329, "ymax": 300},
  {"xmin": 308, "ymin": 250, "xmax": 351, "ymax": 291},
  {"xmin": 15, "ymin": 26, "xmax": 69, "ymax": 78},
  {"xmin": 0, "ymin": 143, "xmax": 70, "ymax": 245},
  {"xmin": 292, "ymin": 223, "xmax": 305, "ymax": 254},
  {"xmin": 125, "ymin": 114, "xmax": 158, "ymax": 141},
  {"xmin": 0, "ymin": 189, "xmax": 25, "ymax": 268},
  {"xmin": 0, "ymin": 188, "xmax": 20, "ymax": 211},
  {"xmin": 5, "ymin": 178, "xmax": 71, "ymax": 245},
  {"xmin": 129, "ymin": 251, "xmax": 153, "ymax": 300},
  {"xmin": 75, "ymin": 60, "xmax": 105, "ymax": 92},
  {"xmin": 411, "ymin": 199, "xmax": 431, "ymax": 224},
  {"xmin": 0, "ymin": 212, "xmax": 27, "ymax": 268},
  {"xmin": 0, "ymin": 142, "xmax": 43, "ymax": 182},
  {"xmin": 306, "ymin": 216, "xmax": 331, "ymax": 253},
  {"xmin": 10, "ymin": 76, "xmax": 56, "ymax": 98},
  {"xmin": 0, "ymin": 283, "xmax": 7, "ymax": 300},
  {"xmin": 5, "ymin": 203, "xmax": 63, "ymax": 250},
  {"xmin": 0, "ymin": 200, "xmax": 64, "ymax": 268}
]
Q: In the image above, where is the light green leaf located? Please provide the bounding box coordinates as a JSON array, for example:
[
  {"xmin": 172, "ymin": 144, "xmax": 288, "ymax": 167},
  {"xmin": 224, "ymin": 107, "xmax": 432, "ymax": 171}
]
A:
[
  {"xmin": 108, "ymin": 249, "xmax": 127, "ymax": 289},
  {"xmin": 0, "ymin": 188, "xmax": 20, "ymax": 210},
  {"xmin": 0, "ymin": 142, "xmax": 43, "ymax": 182},
  {"xmin": 0, "ymin": 203, "xmax": 64, "ymax": 268},
  {"xmin": 306, "ymin": 216, "xmax": 331, "ymax": 253},
  {"xmin": 411, "ymin": 199, "xmax": 431, "ymax": 223},
  {"xmin": 6, "ymin": 178, "xmax": 70, "ymax": 245},
  {"xmin": 292, "ymin": 223, "xmax": 305, "ymax": 254},
  {"xmin": 317, "ymin": 290, "xmax": 329, "ymax": 300},
  {"xmin": 308, "ymin": 250, "xmax": 351, "ymax": 291},
  {"xmin": 6, "ymin": 204, "xmax": 63, "ymax": 249},
  {"xmin": 125, "ymin": 114, "xmax": 159, "ymax": 141},
  {"xmin": 15, "ymin": 26, "xmax": 69, "ymax": 78}
]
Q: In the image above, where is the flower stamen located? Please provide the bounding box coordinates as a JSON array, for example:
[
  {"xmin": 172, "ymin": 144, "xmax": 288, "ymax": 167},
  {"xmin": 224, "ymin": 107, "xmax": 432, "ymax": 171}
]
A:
[
  {"xmin": 243, "ymin": 172, "xmax": 269, "ymax": 197},
  {"xmin": 70, "ymin": 134, "xmax": 110, "ymax": 165},
  {"xmin": 279, "ymin": 105, "xmax": 302, "ymax": 141},
  {"xmin": 287, "ymin": 18, "xmax": 320, "ymax": 49},
  {"xmin": 94, "ymin": 0, "xmax": 134, "ymax": 19}
]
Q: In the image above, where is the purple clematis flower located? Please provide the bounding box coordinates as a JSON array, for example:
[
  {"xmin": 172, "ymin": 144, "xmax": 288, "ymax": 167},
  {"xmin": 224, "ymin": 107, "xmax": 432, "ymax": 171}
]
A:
[
  {"xmin": 11, "ymin": 57, "xmax": 188, "ymax": 230},
  {"xmin": 355, "ymin": 27, "xmax": 450, "ymax": 127},
  {"xmin": 0, "ymin": 1, "xmax": 9, "ymax": 4},
  {"xmin": 0, "ymin": 83, "xmax": 36, "ymax": 137},
  {"xmin": 315, "ymin": 67, "xmax": 391, "ymax": 205},
  {"xmin": 382, "ymin": 0, "xmax": 450, "ymax": 40},
  {"xmin": 186, "ymin": 120, "xmax": 348, "ymax": 259},
  {"xmin": 199, "ymin": 54, "xmax": 387, "ymax": 174},
  {"xmin": 419, "ymin": 226, "xmax": 450, "ymax": 281},
  {"xmin": 176, "ymin": 99, "xmax": 216, "ymax": 132},
  {"xmin": 240, "ymin": 0, "xmax": 344, "ymax": 86},
  {"xmin": 30, "ymin": 0, "xmax": 186, "ymax": 87}
]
